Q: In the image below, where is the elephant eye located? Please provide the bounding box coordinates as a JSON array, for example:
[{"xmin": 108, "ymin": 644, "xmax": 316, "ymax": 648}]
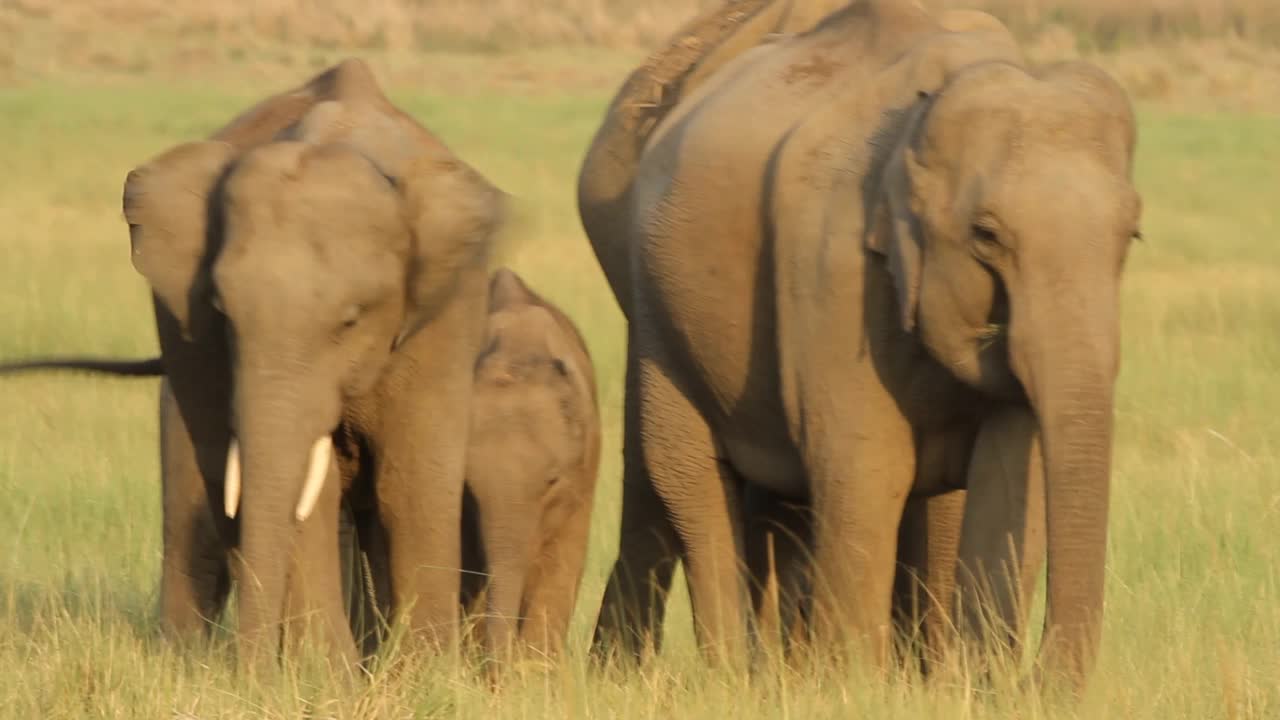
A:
[
  {"xmin": 972, "ymin": 224, "xmax": 999, "ymax": 246},
  {"xmin": 340, "ymin": 305, "xmax": 362, "ymax": 330},
  {"xmin": 551, "ymin": 358, "xmax": 569, "ymax": 377}
]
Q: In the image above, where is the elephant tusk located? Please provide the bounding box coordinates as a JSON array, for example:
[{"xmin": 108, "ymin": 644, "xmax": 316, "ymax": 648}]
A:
[
  {"xmin": 295, "ymin": 434, "xmax": 333, "ymax": 523},
  {"xmin": 224, "ymin": 439, "xmax": 241, "ymax": 519}
]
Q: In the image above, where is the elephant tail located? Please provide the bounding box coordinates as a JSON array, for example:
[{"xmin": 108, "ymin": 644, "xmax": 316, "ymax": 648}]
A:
[{"xmin": 0, "ymin": 356, "xmax": 165, "ymax": 378}]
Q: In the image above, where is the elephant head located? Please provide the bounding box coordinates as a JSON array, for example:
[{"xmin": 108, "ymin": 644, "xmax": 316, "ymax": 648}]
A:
[
  {"xmin": 868, "ymin": 60, "xmax": 1143, "ymax": 681},
  {"xmin": 122, "ymin": 63, "xmax": 506, "ymax": 659}
]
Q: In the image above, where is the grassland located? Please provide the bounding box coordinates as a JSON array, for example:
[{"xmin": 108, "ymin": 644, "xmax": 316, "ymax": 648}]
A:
[{"xmin": 1, "ymin": 4, "xmax": 1279, "ymax": 718}]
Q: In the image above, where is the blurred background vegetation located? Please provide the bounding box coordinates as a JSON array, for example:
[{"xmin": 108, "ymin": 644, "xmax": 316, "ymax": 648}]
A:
[{"xmin": 2, "ymin": 0, "xmax": 1278, "ymax": 111}]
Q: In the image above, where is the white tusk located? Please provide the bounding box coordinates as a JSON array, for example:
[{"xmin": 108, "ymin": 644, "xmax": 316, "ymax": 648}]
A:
[
  {"xmin": 295, "ymin": 434, "xmax": 333, "ymax": 523},
  {"xmin": 224, "ymin": 439, "xmax": 241, "ymax": 519}
]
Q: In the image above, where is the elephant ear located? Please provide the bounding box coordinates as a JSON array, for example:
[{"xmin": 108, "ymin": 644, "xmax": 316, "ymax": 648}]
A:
[
  {"xmin": 394, "ymin": 149, "xmax": 507, "ymax": 345},
  {"xmin": 866, "ymin": 92, "xmax": 937, "ymax": 333},
  {"xmin": 123, "ymin": 141, "xmax": 238, "ymax": 341}
]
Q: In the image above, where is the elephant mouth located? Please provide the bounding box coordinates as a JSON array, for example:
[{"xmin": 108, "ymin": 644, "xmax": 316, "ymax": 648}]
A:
[
  {"xmin": 977, "ymin": 322, "xmax": 1006, "ymax": 351},
  {"xmin": 223, "ymin": 434, "xmax": 334, "ymax": 522}
]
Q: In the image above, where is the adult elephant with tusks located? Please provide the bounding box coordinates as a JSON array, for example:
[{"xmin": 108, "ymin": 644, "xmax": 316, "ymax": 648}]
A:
[
  {"xmin": 577, "ymin": 0, "xmax": 1142, "ymax": 694},
  {"xmin": 0, "ymin": 59, "xmax": 507, "ymax": 673}
]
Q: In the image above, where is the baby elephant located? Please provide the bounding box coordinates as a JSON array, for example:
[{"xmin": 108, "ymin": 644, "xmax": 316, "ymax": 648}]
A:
[{"xmin": 461, "ymin": 267, "xmax": 601, "ymax": 659}]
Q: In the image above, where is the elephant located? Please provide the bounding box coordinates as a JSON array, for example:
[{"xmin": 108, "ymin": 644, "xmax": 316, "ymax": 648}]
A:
[
  {"xmin": 5, "ymin": 267, "xmax": 601, "ymax": 670},
  {"xmin": 450, "ymin": 267, "xmax": 601, "ymax": 661},
  {"xmin": 576, "ymin": 0, "xmax": 1142, "ymax": 693},
  {"xmin": 0, "ymin": 59, "xmax": 508, "ymax": 671}
]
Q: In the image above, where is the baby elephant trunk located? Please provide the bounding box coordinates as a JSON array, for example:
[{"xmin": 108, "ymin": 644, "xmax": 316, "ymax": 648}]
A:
[{"xmin": 477, "ymin": 491, "xmax": 539, "ymax": 660}]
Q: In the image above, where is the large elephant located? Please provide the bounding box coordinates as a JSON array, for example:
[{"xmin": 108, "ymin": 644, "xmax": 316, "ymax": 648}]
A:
[
  {"xmin": 577, "ymin": 0, "xmax": 1141, "ymax": 692},
  {"xmin": 1, "ymin": 59, "xmax": 507, "ymax": 671},
  {"xmin": 452, "ymin": 267, "xmax": 601, "ymax": 661}
]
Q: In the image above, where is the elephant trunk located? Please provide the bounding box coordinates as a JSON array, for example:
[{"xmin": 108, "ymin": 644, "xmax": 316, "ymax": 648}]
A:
[
  {"xmin": 475, "ymin": 488, "xmax": 538, "ymax": 659},
  {"xmin": 1011, "ymin": 280, "xmax": 1119, "ymax": 689},
  {"xmin": 230, "ymin": 369, "xmax": 337, "ymax": 671}
]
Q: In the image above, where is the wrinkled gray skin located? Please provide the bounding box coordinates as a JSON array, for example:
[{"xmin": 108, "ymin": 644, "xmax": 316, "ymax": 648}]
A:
[
  {"xmin": 0, "ymin": 59, "xmax": 507, "ymax": 672},
  {"xmin": 577, "ymin": 0, "xmax": 1142, "ymax": 692},
  {"xmin": 454, "ymin": 268, "xmax": 601, "ymax": 661}
]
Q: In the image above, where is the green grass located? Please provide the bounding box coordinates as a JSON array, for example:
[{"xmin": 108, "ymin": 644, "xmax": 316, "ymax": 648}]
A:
[{"xmin": 0, "ymin": 57, "xmax": 1277, "ymax": 718}]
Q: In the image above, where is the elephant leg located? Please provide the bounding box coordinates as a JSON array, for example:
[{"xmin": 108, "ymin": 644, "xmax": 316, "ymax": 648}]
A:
[
  {"xmin": 519, "ymin": 480, "xmax": 595, "ymax": 659},
  {"xmin": 157, "ymin": 378, "xmax": 231, "ymax": 642},
  {"xmin": 282, "ymin": 459, "xmax": 359, "ymax": 673},
  {"xmin": 893, "ymin": 489, "xmax": 966, "ymax": 674},
  {"xmin": 635, "ymin": 354, "xmax": 747, "ymax": 669},
  {"xmin": 367, "ymin": 287, "xmax": 485, "ymax": 654},
  {"xmin": 806, "ymin": 416, "xmax": 915, "ymax": 670},
  {"xmin": 591, "ymin": 349, "xmax": 680, "ymax": 665},
  {"xmin": 375, "ymin": 394, "xmax": 470, "ymax": 650},
  {"xmin": 744, "ymin": 486, "xmax": 812, "ymax": 661},
  {"xmin": 955, "ymin": 405, "xmax": 1046, "ymax": 663},
  {"xmin": 375, "ymin": 451, "xmax": 463, "ymax": 652}
]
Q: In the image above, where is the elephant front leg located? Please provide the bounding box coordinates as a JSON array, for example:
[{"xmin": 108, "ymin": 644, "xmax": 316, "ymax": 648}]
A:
[
  {"xmin": 374, "ymin": 402, "xmax": 467, "ymax": 654},
  {"xmin": 634, "ymin": 353, "xmax": 748, "ymax": 669},
  {"xmin": 157, "ymin": 378, "xmax": 231, "ymax": 642},
  {"xmin": 592, "ymin": 350, "xmax": 680, "ymax": 665},
  {"xmin": 955, "ymin": 405, "xmax": 1046, "ymax": 666},
  {"xmin": 804, "ymin": 405, "xmax": 915, "ymax": 671}
]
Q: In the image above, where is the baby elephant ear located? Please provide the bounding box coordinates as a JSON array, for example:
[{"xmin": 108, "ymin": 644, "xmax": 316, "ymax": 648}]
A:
[
  {"xmin": 395, "ymin": 150, "xmax": 509, "ymax": 345},
  {"xmin": 123, "ymin": 141, "xmax": 237, "ymax": 341}
]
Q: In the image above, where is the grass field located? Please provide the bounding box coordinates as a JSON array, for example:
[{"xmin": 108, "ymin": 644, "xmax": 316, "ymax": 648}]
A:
[{"xmin": 1, "ymin": 26, "xmax": 1278, "ymax": 720}]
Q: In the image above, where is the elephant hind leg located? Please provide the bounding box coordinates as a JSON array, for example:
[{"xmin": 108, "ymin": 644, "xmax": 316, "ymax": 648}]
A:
[
  {"xmin": 892, "ymin": 489, "xmax": 966, "ymax": 676},
  {"xmin": 744, "ymin": 486, "xmax": 812, "ymax": 664},
  {"xmin": 633, "ymin": 352, "xmax": 748, "ymax": 669},
  {"xmin": 591, "ymin": 352, "xmax": 680, "ymax": 666}
]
